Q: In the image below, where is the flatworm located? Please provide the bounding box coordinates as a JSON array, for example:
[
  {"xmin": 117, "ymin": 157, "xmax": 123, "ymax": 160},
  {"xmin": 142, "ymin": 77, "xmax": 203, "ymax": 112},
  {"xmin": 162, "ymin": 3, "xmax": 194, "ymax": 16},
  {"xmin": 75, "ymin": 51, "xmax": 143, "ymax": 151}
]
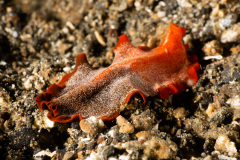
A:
[{"xmin": 35, "ymin": 24, "xmax": 199, "ymax": 123}]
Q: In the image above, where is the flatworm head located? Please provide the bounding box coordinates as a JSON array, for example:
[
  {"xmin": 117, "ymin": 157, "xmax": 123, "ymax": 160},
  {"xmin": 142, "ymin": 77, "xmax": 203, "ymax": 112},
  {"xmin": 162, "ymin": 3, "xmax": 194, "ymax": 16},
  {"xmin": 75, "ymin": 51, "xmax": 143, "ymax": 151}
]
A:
[{"xmin": 35, "ymin": 24, "xmax": 199, "ymax": 123}]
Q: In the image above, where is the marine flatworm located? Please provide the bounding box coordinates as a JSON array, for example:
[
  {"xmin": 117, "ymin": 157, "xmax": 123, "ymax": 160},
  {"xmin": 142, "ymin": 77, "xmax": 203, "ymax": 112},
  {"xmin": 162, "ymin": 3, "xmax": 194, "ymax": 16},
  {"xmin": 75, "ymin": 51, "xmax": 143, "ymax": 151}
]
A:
[{"xmin": 35, "ymin": 24, "xmax": 199, "ymax": 123}]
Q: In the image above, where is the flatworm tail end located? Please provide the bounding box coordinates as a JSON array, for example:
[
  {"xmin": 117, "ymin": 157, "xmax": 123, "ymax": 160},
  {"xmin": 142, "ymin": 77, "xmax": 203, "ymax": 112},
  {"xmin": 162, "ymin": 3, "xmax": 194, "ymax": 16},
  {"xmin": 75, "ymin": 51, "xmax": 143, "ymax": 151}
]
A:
[
  {"xmin": 35, "ymin": 53, "xmax": 90, "ymax": 123},
  {"xmin": 35, "ymin": 83, "xmax": 62, "ymax": 111},
  {"xmin": 36, "ymin": 85, "xmax": 84, "ymax": 123},
  {"xmin": 35, "ymin": 83, "xmax": 71, "ymax": 122}
]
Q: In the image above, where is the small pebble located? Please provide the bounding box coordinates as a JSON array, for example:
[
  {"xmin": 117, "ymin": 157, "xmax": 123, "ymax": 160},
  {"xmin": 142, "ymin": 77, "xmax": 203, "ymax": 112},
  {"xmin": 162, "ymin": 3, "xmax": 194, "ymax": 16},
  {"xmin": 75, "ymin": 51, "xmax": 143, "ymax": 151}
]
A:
[
  {"xmin": 66, "ymin": 21, "xmax": 75, "ymax": 30},
  {"xmin": 62, "ymin": 151, "xmax": 75, "ymax": 160},
  {"xmin": 57, "ymin": 43, "xmax": 73, "ymax": 54},
  {"xmin": 230, "ymin": 45, "xmax": 240, "ymax": 54},
  {"xmin": 97, "ymin": 137, "xmax": 105, "ymax": 144},
  {"xmin": 221, "ymin": 23, "xmax": 240, "ymax": 43},
  {"xmin": 79, "ymin": 116, "xmax": 105, "ymax": 135},
  {"xmin": 0, "ymin": 61, "xmax": 7, "ymax": 66},
  {"xmin": 131, "ymin": 109, "xmax": 154, "ymax": 130},
  {"xmin": 143, "ymin": 137, "xmax": 178, "ymax": 159},
  {"xmin": 215, "ymin": 135, "xmax": 237, "ymax": 156},
  {"xmin": 202, "ymin": 40, "xmax": 223, "ymax": 60},
  {"xmin": 23, "ymin": 77, "xmax": 34, "ymax": 90},
  {"xmin": 63, "ymin": 67, "xmax": 71, "ymax": 73},
  {"xmin": 94, "ymin": 30, "xmax": 106, "ymax": 46},
  {"xmin": 33, "ymin": 111, "xmax": 54, "ymax": 129},
  {"xmin": 173, "ymin": 107, "xmax": 187, "ymax": 119},
  {"xmin": 136, "ymin": 131, "xmax": 150, "ymax": 140},
  {"xmin": 177, "ymin": 0, "xmax": 192, "ymax": 8},
  {"xmin": 227, "ymin": 96, "xmax": 240, "ymax": 109},
  {"xmin": 116, "ymin": 115, "xmax": 134, "ymax": 134},
  {"xmin": 206, "ymin": 103, "xmax": 216, "ymax": 117},
  {"xmin": 12, "ymin": 31, "xmax": 18, "ymax": 38}
]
